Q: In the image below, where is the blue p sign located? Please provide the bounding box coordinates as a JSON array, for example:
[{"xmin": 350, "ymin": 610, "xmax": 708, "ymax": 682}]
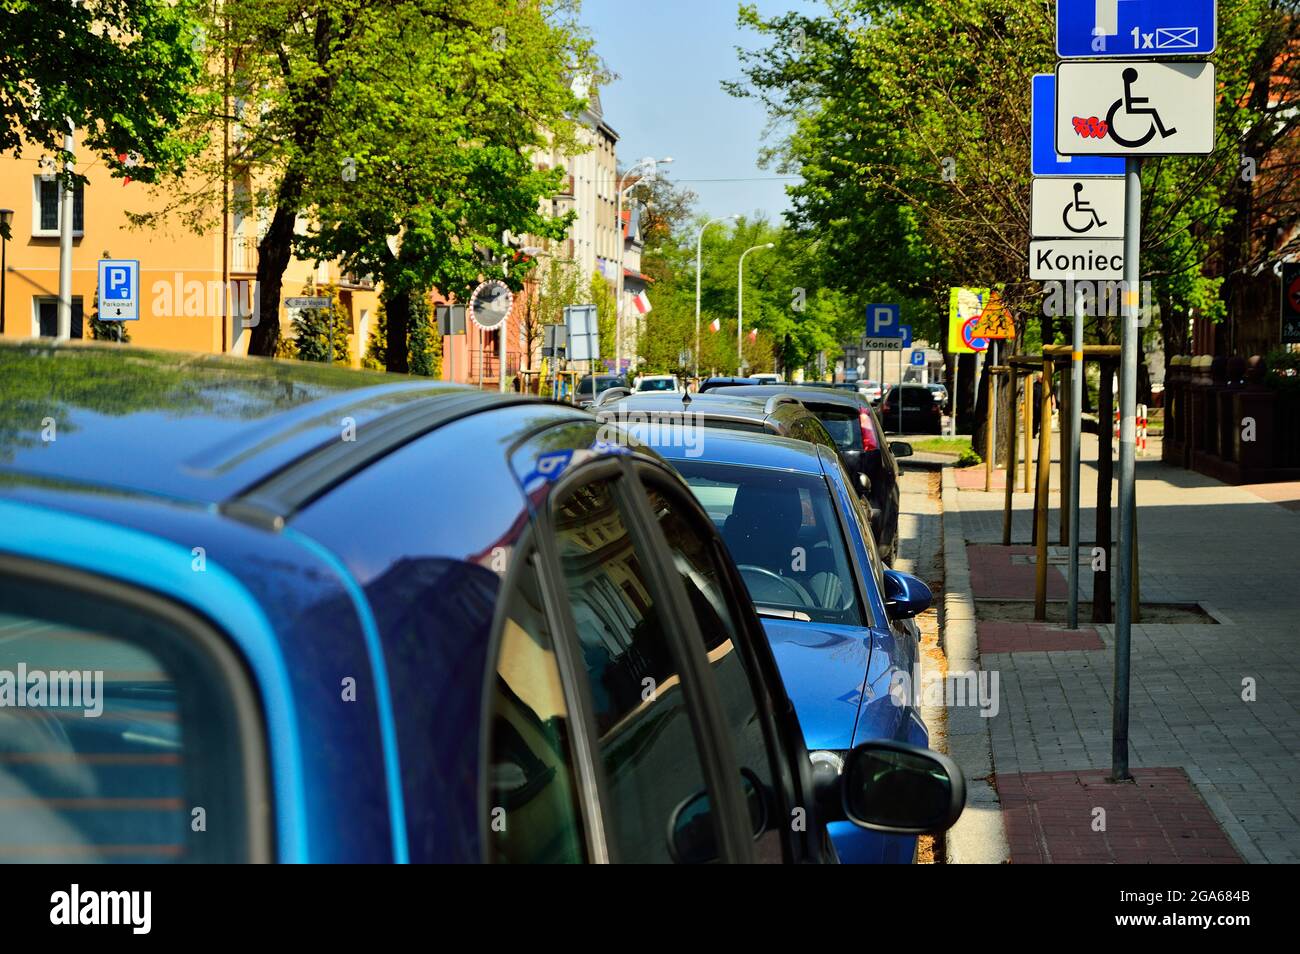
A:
[
  {"xmin": 107, "ymin": 267, "xmax": 130, "ymax": 299},
  {"xmin": 866, "ymin": 303, "xmax": 901, "ymax": 337}
]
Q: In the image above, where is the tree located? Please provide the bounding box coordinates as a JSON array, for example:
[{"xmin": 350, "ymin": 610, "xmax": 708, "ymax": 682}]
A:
[
  {"xmin": 288, "ymin": 282, "xmax": 351, "ymax": 365},
  {"xmin": 0, "ymin": 0, "xmax": 206, "ymax": 208},
  {"xmin": 138, "ymin": 0, "xmax": 595, "ymax": 365},
  {"xmin": 407, "ymin": 293, "xmax": 441, "ymax": 377}
]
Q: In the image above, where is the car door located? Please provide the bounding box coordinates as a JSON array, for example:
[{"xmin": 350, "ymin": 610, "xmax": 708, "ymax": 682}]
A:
[{"xmin": 526, "ymin": 461, "xmax": 758, "ymax": 863}]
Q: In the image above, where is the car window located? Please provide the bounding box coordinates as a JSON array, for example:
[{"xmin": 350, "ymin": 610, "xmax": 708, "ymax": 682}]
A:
[
  {"xmin": 811, "ymin": 407, "xmax": 859, "ymax": 453},
  {"xmin": 0, "ymin": 571, "xmax": 261, "ymax": 862},
  {"xmin": 640, "ymin": 480, "xmax": 785, "ymax": 862},
  {"xmin": 551, "ymin": 477, "xmax": 721, "ymax": 863},
  {"xmin": 486, "ymin": 550, "xmax": 587, "ymax": 864},
  {"xmin": 672, "ymin": 460, "xmax": 866, "ymax": 626},
  {"xmin": 636, "ymin": 378, "xmax": 676, "ymax": 392}
]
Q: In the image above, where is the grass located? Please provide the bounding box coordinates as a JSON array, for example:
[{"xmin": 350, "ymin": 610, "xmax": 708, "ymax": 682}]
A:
[{"xmin": 909, "ymin": 436, "xmax": 975, "ymax": 456}]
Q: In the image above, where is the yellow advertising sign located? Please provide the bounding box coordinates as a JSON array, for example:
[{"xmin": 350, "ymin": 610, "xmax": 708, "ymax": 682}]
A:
[{"xmin": 948, "ymin": 287, "xmax": 991, "ymax": 354}]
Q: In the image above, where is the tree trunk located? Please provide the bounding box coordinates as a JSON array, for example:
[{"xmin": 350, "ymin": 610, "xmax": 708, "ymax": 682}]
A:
[
  {"xmin": 957, "ymin": 351, "xmax": 978, "ymax": 434},
  {"xmin": 247, "ymin": 173, "xmax": 303, "ymax": 356},
  {"xmin": 385, "ymin": 288, "xmax": 411, "ymax": 374}
]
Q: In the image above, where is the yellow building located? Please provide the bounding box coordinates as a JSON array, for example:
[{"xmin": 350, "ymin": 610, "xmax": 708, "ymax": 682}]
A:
[{"xmin": 0, "ymin": 139, "xmax": 379, "ymax": 365}]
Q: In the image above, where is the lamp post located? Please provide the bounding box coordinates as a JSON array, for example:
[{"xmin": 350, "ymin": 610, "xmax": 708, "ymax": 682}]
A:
[
  {"xmin": 737, "ymin": 242, "xmax": 774, "ymax": 369},
  {"xmin": 0, "ymin": 208, "xmax": 12, "ymax": 335},
  {"xmin": 615, "ymin": 155, "xmax": 671, "ymax": 377},
  {"xmin": 695, "ymin": 213, "xmax": 739, "ymax": 383}
]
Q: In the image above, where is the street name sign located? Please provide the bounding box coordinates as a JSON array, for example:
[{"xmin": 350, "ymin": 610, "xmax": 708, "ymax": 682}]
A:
[
  {"xmin": 285, "ymin": 296, "xmax": 331, "ymax": 309},
  {"xmin": 1056, "ymin": 61, "xmax": 1216, "ymax": 156},
  {"xmin": 1029, "ymin": 239, "xmax": 1126, "ymax": 280},
  {"xmin": 1057, "ymin": 0, "xmax": 1217, "ymax": 59},
  {"xmin": 1032, "ymin": 75, "xmax": 1124, "ymax": 177},
  {"xmin": 97, "ymin": 259, "xmax": 139, "ymax": 321}
]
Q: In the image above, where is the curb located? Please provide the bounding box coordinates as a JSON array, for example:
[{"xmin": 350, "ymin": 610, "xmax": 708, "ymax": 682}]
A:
[{"xmin": 940, "ymin": 467, "xmax": 1012, "ymax": 865}]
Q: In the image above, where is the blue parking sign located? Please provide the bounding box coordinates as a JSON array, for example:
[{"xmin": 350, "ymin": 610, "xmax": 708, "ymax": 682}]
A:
[
  {"xmin": 910, "ymin": 350, "xmax": 926, "ymax": 367},
  {"xmin": 1032, "ymin": 75, "xmax": 1124, "ymax": 177},
  {"xmin": 97, "ymin": 259, "xmax": 139, "ymax": 321},
  {"xmin": 1058, "ymin": 0, "xmax": 1216, "ymax": 59},
  {"xmin": 866, "ymin": 303, "xmax": 901, "ymax": 337}
]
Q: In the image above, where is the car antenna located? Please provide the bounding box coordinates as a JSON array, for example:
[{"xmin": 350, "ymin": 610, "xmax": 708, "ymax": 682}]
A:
[{"xmin": 681, "ymin": 390, "xmax": 692, "ymax": 408}]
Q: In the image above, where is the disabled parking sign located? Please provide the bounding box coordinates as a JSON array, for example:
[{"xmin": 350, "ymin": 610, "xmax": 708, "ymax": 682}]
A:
[
  {"xmin": 97, "ymin": 259, "xmax": 139, "ymax": 321},
  {"xmin": 1056, "ymin": 61, "xmax": 1216, "ymax": 156}
]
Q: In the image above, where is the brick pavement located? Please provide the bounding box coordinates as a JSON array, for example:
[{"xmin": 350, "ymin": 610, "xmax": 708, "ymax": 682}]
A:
[{"xmin": 945, "ymin": 431, "xmax": 1300, "ymax": 863}]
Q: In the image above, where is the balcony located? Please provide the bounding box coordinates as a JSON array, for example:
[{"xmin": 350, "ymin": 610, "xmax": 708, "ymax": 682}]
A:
[{"xmin": 231, "ymin": 235, "xmax": 258, "ymax": 274}]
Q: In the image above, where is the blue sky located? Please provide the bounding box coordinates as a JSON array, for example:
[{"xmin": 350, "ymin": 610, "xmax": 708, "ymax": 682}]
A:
[{"xmin": 578, "ymin": 0, "xmax": 823, "ymax": 225}]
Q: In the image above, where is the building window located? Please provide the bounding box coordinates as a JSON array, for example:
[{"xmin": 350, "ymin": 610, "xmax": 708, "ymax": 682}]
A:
[
  {"xmin": 34, "ymin": 297, "xmax": 84, "ymax": 339},
  {"xmin": 34, "ymin": 177, "xmax": 84, "ymax": 236}
]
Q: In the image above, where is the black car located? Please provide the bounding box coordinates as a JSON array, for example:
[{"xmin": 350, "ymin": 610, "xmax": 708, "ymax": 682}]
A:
[
  {"xmin": 880, "ymin": 383, "xmax": 944, "ymax": 435},
  {"xmin": 697, "ymin": 376, "xmax": 763, "ymax": 392},
  {"xmin": 575, "ymin": 373, "xmax": 629, "ymax": 408},
  {"xmin": 596, "ymin": 391, "xmax": 842, "ymax": 462},
  {"xmin": 711, "ymin": 384, "xmax": 911, "ymax": 566}
]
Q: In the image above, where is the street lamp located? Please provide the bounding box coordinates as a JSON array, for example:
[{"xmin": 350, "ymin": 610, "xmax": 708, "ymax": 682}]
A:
[
  {"xmin": 615, "ymin": 155, "xmax": 672, "ymax": 377},
  {"xmin": 0, "ymin": 208, "xmax": 12, "ymax": 335},
  {"xmin": 695, "ymin": 213, "xmax": 739, "ymax": 382},
  {"xmin": 737, "ymin": 242, "xmax": 774, "ymax": 369}
]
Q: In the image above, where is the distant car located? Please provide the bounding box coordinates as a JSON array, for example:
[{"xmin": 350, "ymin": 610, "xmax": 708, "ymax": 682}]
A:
[
  {"xmin": 710, "ymin": 384, "xmax": 912, "ymax": 566},
  {"xmin": 880, "ymin": 383, "xmax": 944, "ymax": 434},
  {"xmin": 750, "ymin": 373, "xmax": 784, "ymax": 385},
  {"xmin": 634, "ymin": 374, "xmax": 681, "ymax": 393},
  {"xmin": 575, "ymin": 373, "xmax": 629, "ymax": 408},
  {"xmin": 620, "ymin": 423, "xmax": 946, "ymax": 864},
  {"xmin": 697, "ymin": 376, "xmax": 763, "ymax": 392},
  {"xmin": 926, "ymin": 383, "xmax": 950, "ymax": 409},
  {"xmin": 0, "ymin": 342, "xmax": 964, "ymax": 864},
  {"xmin": 856, "ymin": 380, "xmax": 884, "ymax": 404}
]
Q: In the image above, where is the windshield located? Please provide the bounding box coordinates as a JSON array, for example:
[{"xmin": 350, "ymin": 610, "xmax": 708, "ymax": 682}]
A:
[
  {"xmin": 636, "ymin": 378, "xmax": 676, "ymax": 391},
  {"xmin": 578, "ymin": 376, "xmax": 619, "ymax": 396},
  {"xmin": 672, "ymin": 460, "xmax": 864, "ymax": 626}
]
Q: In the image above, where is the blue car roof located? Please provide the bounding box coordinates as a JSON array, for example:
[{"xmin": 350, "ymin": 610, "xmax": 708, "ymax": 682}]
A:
[
  {"xmin": 619, "ymin": 422, "xmax": 827, "ymax": 474},
  {"xmin": 0, "ymin": 342, "xmax": 481, "ymax": 504}
]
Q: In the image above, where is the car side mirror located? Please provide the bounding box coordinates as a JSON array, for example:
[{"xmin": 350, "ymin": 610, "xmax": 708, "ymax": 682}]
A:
[
  {"xmin": 890, "ymin": 441, "xmax": 914, "ymax": 458},
  {"xmin": 668, "ymin": 771, "xmax": 767, "ymax": 864},
  {"xmin": 841, "ymin": 740, "xmax": 965, "ymax": 834},
  {"xmin": 883, "ymin": 569, "xmax": 932, "ymax": 620}
]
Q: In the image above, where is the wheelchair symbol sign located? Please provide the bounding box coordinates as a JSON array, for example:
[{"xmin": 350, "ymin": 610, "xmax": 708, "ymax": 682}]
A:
[
  {"xmin": 1031, "ymin": 178, "xmax": 1125, "ymax": 240},
  {"xmin": 1055, "ymin": 61, "xmax": 1215, "ymax": 157}
]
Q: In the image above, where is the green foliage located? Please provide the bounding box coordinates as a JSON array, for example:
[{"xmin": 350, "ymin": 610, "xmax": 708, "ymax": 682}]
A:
[
  {"xmin": 1265, "ymin": 348, "xmax": 1300, "ymax": 392},
  {"xmin": 363, "ymin": 300, "xmax": 389, "ymax": 371},
  {"xmin": 407, "ymin": 293, "xmax": 441, "ymax": 377},
  {"xmin": 0, "ymin": 0, "xmax": 206, "ymax": 196},
  {"xmin": 956, "ymin": 447, "xmax": 983, "ymax": 468},
  {"xmin": 729, "ymin": 0, "xmax": 1300, "ymax": 359},
  {"xmin": 288, "ymin": 282, "xmax": 351, "ymax": 365}
]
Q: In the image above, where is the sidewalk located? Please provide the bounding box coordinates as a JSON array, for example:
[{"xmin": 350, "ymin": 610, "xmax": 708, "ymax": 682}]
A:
[{"xmin": 941, "ymin": 432, "xmax": 1300, "ymax": 863}]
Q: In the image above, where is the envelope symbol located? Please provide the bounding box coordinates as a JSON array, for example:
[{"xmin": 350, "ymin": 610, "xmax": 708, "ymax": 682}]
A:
[{"xmin": 1156, "ymin": 27, "xmax": 1198, "ymax": 49}]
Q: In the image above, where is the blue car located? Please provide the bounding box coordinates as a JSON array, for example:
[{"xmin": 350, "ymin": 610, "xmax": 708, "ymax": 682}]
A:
[
  {"xmin": 616, "ymin": 423, "xmax": 935, "ymax": 863},
  {"xmin": 0, "ymin": 343, "xmax": 961, "ymax": 863}
]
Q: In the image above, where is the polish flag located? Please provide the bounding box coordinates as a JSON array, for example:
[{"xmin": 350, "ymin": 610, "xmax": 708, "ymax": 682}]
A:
[
  {"xmin": 633, "ymin": 290, "xmax": 652, "ymax": 314},
  {"xmin": 709, "ymin": 318, "xmax": 720, "ymax": 333}
]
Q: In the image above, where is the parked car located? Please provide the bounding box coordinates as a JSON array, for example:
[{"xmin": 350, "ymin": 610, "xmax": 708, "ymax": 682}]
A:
[
  {"xmin": 615, "ymin": 422, "xmax": 942, "ymax": 863},
  {"xmin": 575, "ymin": 373, "xmax": 629, "ymax": 408},
  {"xmin": 880, "ymin": 383, "xmax": 944, "ymax": 434},
  {"xmin": 750, "ymin": 372, "xmax": 783, "ymax": 385},
  {"xmin": 697, "ymin": 376, "xmax": 763, "ymax": 392},
  {"xmin": 594, "ymin": 391, "xmax": 843, "ymax": 466},
  {"xmin": 856, "ymin": 380, "xmax": 884, "ymax": 404},
  {"xmin": 709, "ymin": 384, "xmax": 913, "ymax": 566},
  {"xmin": 0, "ymin": 342, "xmax": 963, "ymax": 864},
  {"xmin": 926, "ymin": 383, "xmax": 950, "ymax": 410},
  {"xmin": 634, "ymin": 374, "xmax": 681, "ymax": 393}
]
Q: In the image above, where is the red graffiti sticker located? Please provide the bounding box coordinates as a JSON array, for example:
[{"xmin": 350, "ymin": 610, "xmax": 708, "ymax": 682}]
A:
[{"xmin": 1072, "ymin": 116, "xmax": 1109, "ymax": 139}]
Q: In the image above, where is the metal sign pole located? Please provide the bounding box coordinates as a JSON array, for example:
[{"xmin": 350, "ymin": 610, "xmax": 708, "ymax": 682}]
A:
[
  {"xmin": 1068, "ymin": 283, "xmax": 1084, "ymax": 629},
  {"xmin": 898, "ymin": 348, "xmax": 903, "ymax": 434},
  {"xmin": 1113, "ymin": 157, "xmax": 1142, "ymax": 782}
]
